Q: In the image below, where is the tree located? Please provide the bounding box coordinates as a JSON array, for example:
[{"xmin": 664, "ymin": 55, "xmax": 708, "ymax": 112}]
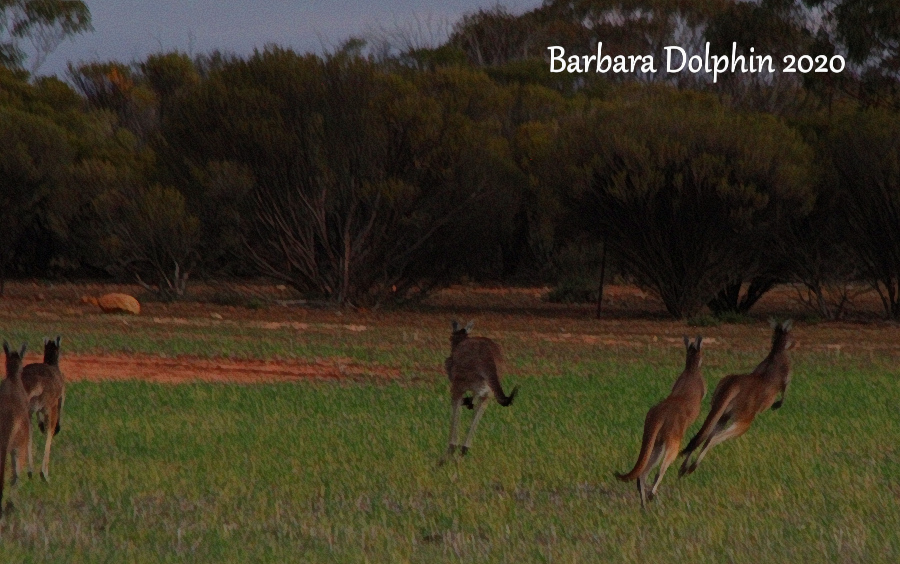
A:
[
  {"xmin": 828, "ymin": 109, "xmax": 900, "ymax": 319},
  {"xmin": 796, "ymin": 0, "xmax": 900, "ymax": 108},
  {"xmin": 704, "ymin": 0, "xmax": 816, "ymax": 114},
  {"xmin": 768, "ymin": 109, "xmax": 861, "ymax": 320},
  {"xmin": 778, "ymin": 194, "xmax": 861, "ymax": 320},
  {"xmin": 68, "ymin": 61, "xmax": 158, "ymax": 142},
  {"xmin": 162, "ymin": 49, "xmax": 521, "ymax": 305},
  {"xmin": 558, "ymin": 90, "xmax": 813, "ymax": 318},
  {"xmin": 450, "ymin": 0, "xmax": 728, "ymax": 86},
  {"xmin": 139, "ymin": 51, "xmax": 199, "ymax": 126},
  {"xmin": 0, "ymin": 67, "xmax": 89, "ymax": 282},
  {"xmin": 1, "ymin": 0, "xmax": 91, "ymax": 73},
  {"xmin": 0, "ymin": 105, "xmax": 70, "ymax": 291},
  {"xmin": 0, "ymin": 64, "xmax": 187, "ymax": 291},
  {"xmin": 92, "ymin": 185, "xmax": 200, "ymax": 299},
  {"xmin": 450, "ymin": 6, "xmax": 546, "ymax": 67}
]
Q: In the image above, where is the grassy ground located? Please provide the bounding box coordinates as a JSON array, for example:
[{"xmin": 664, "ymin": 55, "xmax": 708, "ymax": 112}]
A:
[
  {"xmin": 0, "ymin": 336, "xmax": 896, "ymax": 560},
  {"xmin": 0, "ymin": 284, "xmax": 896, "ymax": 561}
]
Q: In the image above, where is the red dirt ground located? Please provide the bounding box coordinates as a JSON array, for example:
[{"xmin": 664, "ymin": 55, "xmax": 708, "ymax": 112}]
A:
[
  {"xmin": 19, "ymin": 353, "xmax": 401, "ymax": 384},
  {"xmin": 4, "ymin": 280, "xmax": 900, "ymax": 384}
]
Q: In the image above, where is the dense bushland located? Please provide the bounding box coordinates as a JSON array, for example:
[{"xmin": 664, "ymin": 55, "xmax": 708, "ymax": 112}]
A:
[{"xmin": 2, "ymin": 1, "xmax": 900, "ymax": 316}]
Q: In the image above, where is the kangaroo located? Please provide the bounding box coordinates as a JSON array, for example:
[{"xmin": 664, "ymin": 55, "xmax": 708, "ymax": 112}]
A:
[
  {"xmin": 614, "ymin": 335, "xmax": 706, "ymax": 507},
  {"xmin": 22, "ymin": 336, "xmax": 65, "ymax": 481},
  {"xmin": 440, "ymin": 320, "xmax": 518, "ymax": 462},
  {"xmin": 0, "ymin": 342, "xmax": 32, "ymax": 514},
  {"xmin": 680, "ymin": 319, "xmax": 794, "ymax": 477}
]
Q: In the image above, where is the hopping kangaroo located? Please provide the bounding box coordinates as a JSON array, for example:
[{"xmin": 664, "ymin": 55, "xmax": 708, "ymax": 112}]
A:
[
  {"xmin": 0, "ymin": 342, "xmax": 32, "ymax": 513},
  {"xmin": 614, "ymin": 336, "xmax": 706, "ymax": 507},
  {"xmin": 22, "ymin": 336, "xmax": 65, "ymax": 481},
  {"xmin": 680, "ymin": 319, "xmax": 794, "ymax": 477},
  {"xmin": 441, "ymin": 320, "xmax": 518, "ymax": 461}
]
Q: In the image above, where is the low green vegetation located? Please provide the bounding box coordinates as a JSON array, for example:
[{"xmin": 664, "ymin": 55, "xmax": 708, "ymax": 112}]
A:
[{"xmin": 0, "ymin": 327, "xmax": 895, "ymax": 562}]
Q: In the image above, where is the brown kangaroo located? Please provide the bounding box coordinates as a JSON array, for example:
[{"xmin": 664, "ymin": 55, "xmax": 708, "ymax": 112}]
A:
[
  {"xmin": 680, "ymin": 319, "xmax": 794, "ymax": 477},
  {"xmin": 614, "ymin": 335, "xmax": 706, "ymax": 507},
  {"xmin": 441, "ymin": 320, "xmax": 518, "ymax": 462},
  {"xmin": 22, "ymin": 336, "xmax": 65, "ymax": 481},
  {"xmin": 0, "ymin": 342, "xmax": 32, "ymax": 513}
]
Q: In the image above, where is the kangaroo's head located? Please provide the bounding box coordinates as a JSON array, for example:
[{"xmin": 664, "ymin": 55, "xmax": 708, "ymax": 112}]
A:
[
  {"xmin": 43, "ymin": 336, "xmax": 61, "ymax": 365},
  {"xmin": 768, "ymin": 318, "xmax": 794, "ymax": 352},
  {"xmin": 683, "ymin": 334, "xmax": 703, "ymax": 370},
  {"xmin": 2, "ymin": 341, "xmax": 26, "ymax": 379},
  {"xmin": 450, "ymin": 320, "xmax": 473, "ymax": 350}
]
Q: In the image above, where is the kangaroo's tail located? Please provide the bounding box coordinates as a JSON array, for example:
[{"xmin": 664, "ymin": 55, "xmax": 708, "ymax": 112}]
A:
[
  {"xmin": 681, "ymin": 385, "xmax": 739, "ymax": 455},
  {"xmin": 614, "ymin": 415, "xmax": 663, "ymax": 481},
  {"xmin": 496, "ymin": 386, "xmax": 518, "ymax": 407},
  {"xmin": 54, "ymin": 394, "xmax": 63, "ymax": 435},
  {"xmin": 485, "ymin": 363, "xmax": 517, "ymax": 407}
]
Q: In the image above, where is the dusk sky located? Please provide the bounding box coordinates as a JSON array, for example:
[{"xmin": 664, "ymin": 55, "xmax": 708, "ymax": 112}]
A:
[{"xmin": 38, "ymin": 0, "xmax": 540, "ymax": 78}]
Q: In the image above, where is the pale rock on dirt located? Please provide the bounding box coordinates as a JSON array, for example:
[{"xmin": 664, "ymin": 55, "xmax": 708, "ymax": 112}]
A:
[{"xmin": 82, "ymin": 293, "xmax": 141, "ymax": 315}]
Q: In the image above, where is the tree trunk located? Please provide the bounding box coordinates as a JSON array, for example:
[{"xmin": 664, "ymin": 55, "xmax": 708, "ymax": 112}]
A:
[{"xmin": 595, "ymin": 243, "xmax": 607, "ymax": 319}]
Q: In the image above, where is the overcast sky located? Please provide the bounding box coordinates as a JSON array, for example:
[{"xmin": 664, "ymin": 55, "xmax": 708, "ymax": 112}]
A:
[{"xmin": 37, "ymin": 0, "xmax": 540, "ymax": 78}]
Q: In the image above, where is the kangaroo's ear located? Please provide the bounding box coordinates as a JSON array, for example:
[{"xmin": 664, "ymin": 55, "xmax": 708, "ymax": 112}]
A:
[
  {"xmin": 782, "ymin": 319, "xmax": 793, "ymax": 331},
  {"xmin": 768, "ymin": 317, "xmax": 778, "ymax": 329},
  {"xmin": 695, "ymin": 335, "xmax": 703, "ymax": 349},
  {"xmin": 56, "ymin": 336, "xmax": 61, "ymax": 347},
  {"xmin": 19, "ymin": 343, "xmax": 27, "ymax": 357},
  {"xmin": 464, "ymin": 320, "xmax": 474, "ymax": 333},
  {"xmin": 42, "ymin": 336, "xmax": 49, "ymax": 346},
  {"xmin": 451, "ymin": 320, "xmax": 460, "ymax": 332},
  {"xmin": 2, "ymin": 341, "xmax": 8, "ymax": 355},
  {"xmin": 683, "ymin": 335, "xmax": 690, "ymax": 349}
]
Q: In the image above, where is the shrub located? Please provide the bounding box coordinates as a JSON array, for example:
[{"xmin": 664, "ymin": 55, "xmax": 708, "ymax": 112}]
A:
[{"xmin": 562, "ymin": 91, "xmax": 814, "ymax": 318}]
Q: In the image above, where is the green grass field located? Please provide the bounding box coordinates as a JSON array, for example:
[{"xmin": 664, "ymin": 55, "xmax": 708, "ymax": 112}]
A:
[{"xmin": 0, "ymin": 311, "xmax": 897, "ymax": 562}]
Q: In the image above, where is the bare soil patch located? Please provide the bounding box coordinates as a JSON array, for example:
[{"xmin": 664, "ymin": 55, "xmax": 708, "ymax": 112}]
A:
[
  {"xmin": 22, "ymin": 353, "xmax": 400, "ymax": 385},
  {"xmin": 6, "ymin": 281, "xmax": 900, "ymax": 384}
]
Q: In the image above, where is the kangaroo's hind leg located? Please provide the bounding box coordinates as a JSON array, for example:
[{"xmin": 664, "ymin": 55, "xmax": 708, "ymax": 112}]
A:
[
  {"xmin": 40, "ymin": 406, "xmax": 58, "ymax": 481},
  {"xmin": 648, "ymin": 442, "xmax": 680, "ymax": 501},
  {"xmin": 638, "ymin": 444, "xmax": 664, "ymax": 509},
  {"xmin": 682, "ymin": 411, "xmax": 730, "ymax": 476},
  {"xmin": 10, "ymin": 448, "xmax": 19, "ymax": 486},
  {"xmin": 688, "ymin": 419, "xmax": 751, "ymax": 474},
  {"xmin": 25, "ymin": 419, "xmax": 34, "ymax": 480},
  {"xmin": 460, "ymin": 394, "xmax": 489, "ymax": 455},
  {"xmin": 10, "ymin": 421, "xmax": 27, "ymax": 485},
  {"xmin": 441, "ymin": 396, "xmax": 464, "ymax": 463}
]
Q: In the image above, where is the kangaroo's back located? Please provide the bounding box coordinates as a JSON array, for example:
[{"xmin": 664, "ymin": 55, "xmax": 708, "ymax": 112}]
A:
[
  {"xmin": 450, "ymin": 337, "xmax": 502, "ymax": 374},
  {"xmin": 0, "ymin": 342, "xmax": 32, "ymax": 512},
  {"xmin": 751, "ymin": 336, "xmax": 792, "ymax": 404},
  {"xmin": 450, "ymin": 337, "xmax": 515, "ymax": 404},
  {"xmin": 21, "ymin": 337, "xmax": 66, "ymax": 480},
  {"xmin": 614, "ymin": 335, "xmax": 706, "ymax": 506},
  {"xmin": 0, "ymin": 379, "xmax": 24, "ymax": 435},
  {"xmin": 22, "ymin": 363, "xmax": 64, "ymax": 402},
  {"xmin": 0, "ymin": 344, "xmax": 29, "ymax": 434},
  {"xmin": 22, "ymin": 337, "xmax": 65, "ymax": 415},
  {"xmin": 441, "ymin": 321, "xmax": 518, "ymax": 461},
  {"xmin": 668, "ymin": 348, "xmax": 706, "ymax": 410},
  {"xmin": 727, "ymin": 321, "xmax": 794, "ymax": 415},
  {"xmin": 680, "ymin": 320, "xmax": 794, "ymax": 477}
]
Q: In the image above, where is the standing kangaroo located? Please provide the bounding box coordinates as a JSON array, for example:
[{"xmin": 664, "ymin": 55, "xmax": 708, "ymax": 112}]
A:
[
  {"xmin": 0, "ymin": 342, "xmax": 32, "ymax": 513},
  {"xmin": 614, "ymin": 335, "xmax": 706, "ymax": 507},
  {"xmin": 22, "ymin": 336, "xmax": 65, "ymax": 481},
  {"xmin": 441, "ymin": 320, "xmax": 518, "ymax": 462},
  {"xmin": 680, "ymin": 319, "xmax": 794, "ymax": 477}
]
